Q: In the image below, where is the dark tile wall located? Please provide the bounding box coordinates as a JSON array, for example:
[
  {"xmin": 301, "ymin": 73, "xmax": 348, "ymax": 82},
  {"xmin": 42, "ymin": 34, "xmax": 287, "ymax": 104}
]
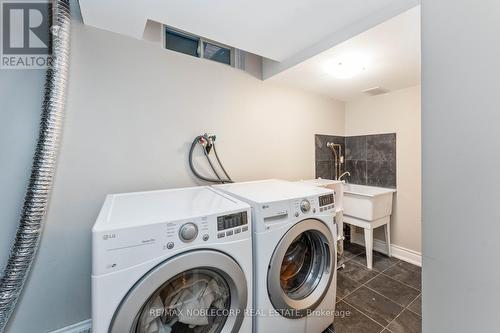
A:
[
  {"xmin": 315, "ymin": 134, "xmax": 344, "ymax": 180},
  {"xmin": 315, "ymin": 133, "xmax": 396, "ymax": 188},
  {"xmin": 347, "ymin": 133, "xmax": 396, "ymax": 188}
]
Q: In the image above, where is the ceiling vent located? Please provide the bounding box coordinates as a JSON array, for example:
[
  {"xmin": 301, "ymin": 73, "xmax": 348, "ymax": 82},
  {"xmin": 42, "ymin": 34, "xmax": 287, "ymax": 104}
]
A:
[{"xmin": 363, "ymin": 87, "xmax": 390, "ymax": 96}]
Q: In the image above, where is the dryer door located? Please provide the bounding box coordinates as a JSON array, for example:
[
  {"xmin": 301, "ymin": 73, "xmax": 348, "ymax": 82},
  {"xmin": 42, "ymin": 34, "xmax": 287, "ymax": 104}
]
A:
[
  {"xmin": 110, "ymin": 250, "xmax": 247, "ymax": 333},
  {"xmin": 267, "ymin": 219, "xmax": 335, "ymax": 318}
]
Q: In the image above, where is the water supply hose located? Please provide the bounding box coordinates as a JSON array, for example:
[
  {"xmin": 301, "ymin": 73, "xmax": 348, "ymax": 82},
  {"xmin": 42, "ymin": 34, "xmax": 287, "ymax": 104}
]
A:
[
  {"xmin": 188, "ymin": 135, "xmax": 233, "ymax": 184},
  {"xmin": 213, "ymin": 143, "xmax": 233, "ymax": 182},
  {"xmin": 202, "ymin": 140, "xmax": 224, "ymax": 182},
  {"xmin": 0, "ymin": 1, "xmax": 71, "ymax": 331}
]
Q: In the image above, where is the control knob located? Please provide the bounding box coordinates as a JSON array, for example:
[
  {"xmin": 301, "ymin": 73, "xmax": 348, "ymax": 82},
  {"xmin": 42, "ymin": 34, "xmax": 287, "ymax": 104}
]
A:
[
  {"xmin": 179, "ymin": 223, "xmax": 198, "ymax": 242},
  {"xmin": 300, "ymin": 199, "xmax": 311, "ymax": 213}
]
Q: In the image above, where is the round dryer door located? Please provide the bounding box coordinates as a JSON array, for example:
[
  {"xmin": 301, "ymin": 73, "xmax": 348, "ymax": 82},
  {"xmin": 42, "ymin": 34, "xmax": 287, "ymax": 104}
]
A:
[
  {"xmin": 268, "ymin": 219, "xmax": 335, "ymax": 318},
  {"xmin": 110, "ymin": 250, "xmax": 247, "ymax": 333}
]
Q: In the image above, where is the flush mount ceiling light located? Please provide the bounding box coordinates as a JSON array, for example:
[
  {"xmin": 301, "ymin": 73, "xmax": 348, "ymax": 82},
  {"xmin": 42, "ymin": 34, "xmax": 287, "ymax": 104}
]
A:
[{"xmin": 325, "ymin": 54, "xmax": 369, "ymax": 79}]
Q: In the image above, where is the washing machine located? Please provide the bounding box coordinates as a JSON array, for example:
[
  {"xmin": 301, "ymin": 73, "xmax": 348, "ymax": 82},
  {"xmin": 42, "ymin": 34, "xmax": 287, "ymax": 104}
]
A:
[
  {"xmin": 92, "ymin": 186, "xmax": 253, "ymax": 333},
  {"xmin": 215, "ymin": 180, "xmax": 337, "ymax": 333}
]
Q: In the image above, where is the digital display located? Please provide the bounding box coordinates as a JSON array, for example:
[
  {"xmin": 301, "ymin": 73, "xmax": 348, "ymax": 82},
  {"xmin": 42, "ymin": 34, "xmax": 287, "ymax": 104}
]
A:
[
  {"xmin": 319, "ymin": 194, "xmax": 334, "ymax": 207},
  {"xmin": 217, "ymin": 212, "xmax": 248, "ymax": 231}
]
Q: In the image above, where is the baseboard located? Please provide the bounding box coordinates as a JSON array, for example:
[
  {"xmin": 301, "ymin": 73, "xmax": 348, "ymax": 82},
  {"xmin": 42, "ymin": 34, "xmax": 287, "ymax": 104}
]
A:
[
  {"xmin": 49, "ymin": 319, "xmax": 91, "ymax": 333},
  {"xmin": 350, "ymin": 232, "xmax": 422, "ymax": 267}
]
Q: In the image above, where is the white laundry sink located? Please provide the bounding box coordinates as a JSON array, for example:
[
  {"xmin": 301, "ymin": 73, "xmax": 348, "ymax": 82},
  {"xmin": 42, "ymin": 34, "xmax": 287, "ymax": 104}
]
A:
[
  {"xmin": 342, "ymin": 184, "xmax": 396, "ymax": 270},
  {"xmin": 343, "ymin": 184, "xmax": 396, "ymax": 221}
]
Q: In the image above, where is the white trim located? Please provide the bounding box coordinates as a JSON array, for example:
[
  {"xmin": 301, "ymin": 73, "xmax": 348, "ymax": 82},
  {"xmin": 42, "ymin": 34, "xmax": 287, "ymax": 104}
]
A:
[
  {"xmin": 351, "ymin": 232, "xmax": 422, "ymax": 267},
  {"xmin": 49, "ymin": 319, "xmax": 91, "ymax": 333}
]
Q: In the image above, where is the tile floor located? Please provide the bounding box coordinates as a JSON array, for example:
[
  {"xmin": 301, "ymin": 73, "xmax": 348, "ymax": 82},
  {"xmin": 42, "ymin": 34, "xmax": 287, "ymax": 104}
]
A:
[{"xmin": 324, "ymin": 242, "xmax": 422, "ymax": 333}]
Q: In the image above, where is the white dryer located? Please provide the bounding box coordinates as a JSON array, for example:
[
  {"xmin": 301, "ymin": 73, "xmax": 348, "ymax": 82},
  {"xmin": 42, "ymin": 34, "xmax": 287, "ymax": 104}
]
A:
[
  {"xmin": 215, "ymin": 180, "xmax": 337, "ymax": 333},
  {"xmin": 92, "ymin": 186, "xmax": 253, "ymax": 333}
]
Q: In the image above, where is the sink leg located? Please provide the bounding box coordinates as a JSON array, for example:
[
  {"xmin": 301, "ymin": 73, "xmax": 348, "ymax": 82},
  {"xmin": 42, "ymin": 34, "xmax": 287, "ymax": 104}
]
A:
[
  {"xmin": 364, "ymin": 228, "xmax": 373, "ymax": 270},
  {"xmin": 385, "ymin": 222, "xmax": 392, "ymax": 257}
]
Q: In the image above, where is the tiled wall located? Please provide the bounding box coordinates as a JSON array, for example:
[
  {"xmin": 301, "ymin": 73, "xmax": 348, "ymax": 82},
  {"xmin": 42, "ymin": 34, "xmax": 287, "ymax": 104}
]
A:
[
  {"xmin": 315, "ymin": 134, "xmax": 344, "ymax": 180},
  {"xmin": 315, "ymin": 133, "xmax": 396, "ymax": 188}
]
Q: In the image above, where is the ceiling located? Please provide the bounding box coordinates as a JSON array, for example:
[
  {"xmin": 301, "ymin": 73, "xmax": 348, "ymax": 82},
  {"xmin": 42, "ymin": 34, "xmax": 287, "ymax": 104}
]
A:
[
  {"xmin": 269, "ymin": 6, "xmax": 421, "ymax": 102},
  {"xmin": 79, "ymin": 0, "xmax": 419, "ymax": 74}
]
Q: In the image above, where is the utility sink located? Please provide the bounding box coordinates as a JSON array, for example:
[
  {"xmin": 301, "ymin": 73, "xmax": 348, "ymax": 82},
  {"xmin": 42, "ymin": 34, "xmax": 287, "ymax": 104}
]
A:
[
  {"xmin": 343, "ymin": 184, "xmax": 396, "ymax": 270},
  {"xmin": 343, "ymin": 184, "xmax": 396, "ymax": 221}
]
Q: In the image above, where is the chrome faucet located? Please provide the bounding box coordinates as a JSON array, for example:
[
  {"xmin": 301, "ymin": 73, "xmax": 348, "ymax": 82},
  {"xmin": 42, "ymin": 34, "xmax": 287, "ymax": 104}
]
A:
[
  {"xmin": 326, "ymin": 142, "xmax": 345, "ymax": 180},
  {"xmin": 338, "ymin": 171, "xmax": 351, "ymax": 182}
]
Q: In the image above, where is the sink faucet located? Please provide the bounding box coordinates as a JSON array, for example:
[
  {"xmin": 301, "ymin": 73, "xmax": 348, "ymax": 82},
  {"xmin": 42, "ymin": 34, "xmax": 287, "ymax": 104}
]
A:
[
  {"xmin": 326, "ymin": 142, "xmax": 344, "ymax": 180},
  {"xmin": 338, "ymin": 171, "xmax": 350, "ymax": 182}
]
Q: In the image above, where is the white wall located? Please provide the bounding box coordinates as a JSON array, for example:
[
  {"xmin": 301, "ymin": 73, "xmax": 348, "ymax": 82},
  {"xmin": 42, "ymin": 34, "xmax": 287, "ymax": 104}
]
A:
[
  {"xmin": 3, "ymin": 18, "xmax": 345, "ymax": 333},
  {"xmin": 422, "ymin": 0, "xmax": 500, "ymax": 331},
  {"xmin": 0, "ymin": 72, "xmax": 44, "ymax": 274},
  {"xmin": 345, "ymin": 85, "xmax": 421, "ymax": 253}
]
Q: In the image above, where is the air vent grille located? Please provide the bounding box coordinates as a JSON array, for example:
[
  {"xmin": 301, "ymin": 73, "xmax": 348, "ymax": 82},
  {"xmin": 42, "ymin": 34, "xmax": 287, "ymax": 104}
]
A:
[{"xmin": 363, "ymin": 87, "xmax": 390, "ymax": 96}]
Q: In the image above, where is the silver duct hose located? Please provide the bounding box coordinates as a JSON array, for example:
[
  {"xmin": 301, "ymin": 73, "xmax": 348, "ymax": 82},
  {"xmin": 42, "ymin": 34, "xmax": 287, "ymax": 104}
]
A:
[{"xmin": 0, "ymin": 0, "xmax": 71, "ymax": 331}]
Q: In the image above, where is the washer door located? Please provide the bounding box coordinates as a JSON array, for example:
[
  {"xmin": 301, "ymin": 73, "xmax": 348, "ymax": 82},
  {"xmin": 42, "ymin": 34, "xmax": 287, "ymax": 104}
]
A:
[
  {"xmin": 267, "ymin": 219, "xmax": 335, "ymax": 318},
  {"xmin": 110, "ymin": 250, "xmax": 247, "ymax": 333}
]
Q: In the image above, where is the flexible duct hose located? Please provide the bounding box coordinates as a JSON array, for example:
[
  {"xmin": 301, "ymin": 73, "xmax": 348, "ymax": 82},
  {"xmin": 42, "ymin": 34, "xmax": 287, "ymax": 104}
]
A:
[{"xmin": 0, "ymin": 1, "xmax": 71, "ymax": 331}]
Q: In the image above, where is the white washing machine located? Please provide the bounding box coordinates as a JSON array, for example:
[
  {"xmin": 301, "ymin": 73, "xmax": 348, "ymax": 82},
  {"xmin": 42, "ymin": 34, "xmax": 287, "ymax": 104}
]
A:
[
  {"xmin": 92, "ymin": 186, "xmax": 253, "ymax": 333},
  {"xmin": 215, "ymin": 180, "xmax": 337, "ymax": 333}
]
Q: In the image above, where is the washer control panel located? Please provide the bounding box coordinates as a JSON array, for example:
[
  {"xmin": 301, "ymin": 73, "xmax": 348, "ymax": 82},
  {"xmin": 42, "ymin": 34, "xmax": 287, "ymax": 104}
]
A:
[
  {"xmin": 216, "ymin": 211, "xmax": 249, "ymax": 239},
  {"xmin": 319, "ymin": 193, "xmax": 334, "ymax": 207},
  {"xmin": 318, "ymin": 193, "xmax": 335, "ymax": 212},
  {"xmin": 291, "ymin": 192, "xmax": 335, "ymax": 220},
  {"xmin": 93, "ymin": 187, "xmax": 252, "ymax": 275}
]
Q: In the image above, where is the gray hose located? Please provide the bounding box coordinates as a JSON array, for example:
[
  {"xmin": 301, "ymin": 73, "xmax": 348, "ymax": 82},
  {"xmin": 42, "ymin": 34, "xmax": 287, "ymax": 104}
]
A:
[
  {"xmin": 212, "ymin": 143, "xmax": 233, "ymax": 182},
  {"xmin": 0, "ymin": 1, "xmax": 71, "ymax": 331},
  {"xmin": 189, "ymin": 136, "xmax": 225, "ymax": 183},
  {"xmin": 188, "ymin": 136, "xmax": 233, "ymax": 184},
  {"xmin": 203, "ymin": 145, "xmax": 224, "ymax": 182}
]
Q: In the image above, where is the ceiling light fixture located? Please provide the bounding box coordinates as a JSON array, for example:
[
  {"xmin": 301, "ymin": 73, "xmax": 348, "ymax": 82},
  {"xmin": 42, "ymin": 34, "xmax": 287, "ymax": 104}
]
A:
[{"xmin": 325, "ymin": 54, "xmax": 369, "ymax": 79}]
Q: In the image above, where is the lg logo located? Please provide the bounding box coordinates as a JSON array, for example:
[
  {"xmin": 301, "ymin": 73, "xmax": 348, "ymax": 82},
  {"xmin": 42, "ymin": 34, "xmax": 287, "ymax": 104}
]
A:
[
  {"xmin": 103, "ymin": 233, "xmax": 117, "ymax": 240},
  {"xmin": 1, "ymin": 1, "xmax": 52, "ymax": 68}
]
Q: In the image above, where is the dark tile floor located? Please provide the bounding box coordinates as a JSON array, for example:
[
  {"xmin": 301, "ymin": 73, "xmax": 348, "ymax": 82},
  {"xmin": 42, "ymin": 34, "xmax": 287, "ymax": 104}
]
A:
[{"xmin": 324, "ymin": 243, "xmax": 422, "ymax": 333}]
